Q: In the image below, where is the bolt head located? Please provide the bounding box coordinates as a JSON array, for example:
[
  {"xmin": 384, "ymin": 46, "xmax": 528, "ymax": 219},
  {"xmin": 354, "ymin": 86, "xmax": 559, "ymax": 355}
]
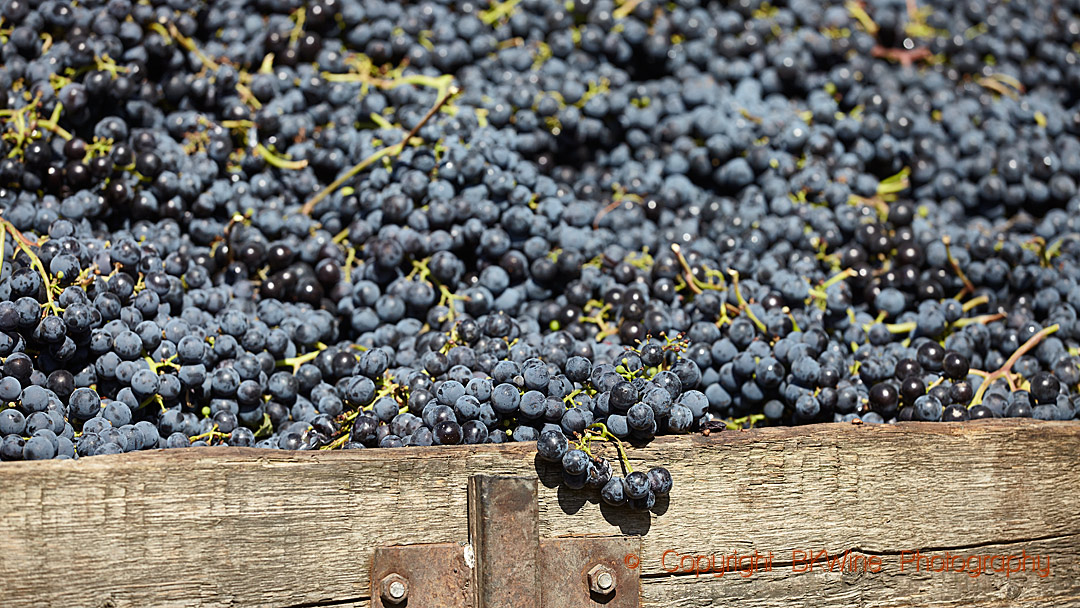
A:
[
  {"xmin": 587, "ymin": 564, "xmax": 616, "ymax": 595},
  {"xmin": 597, "ymin": 571, "xmax": 613, "ymax": 589},
  {"xmin": 389, "ymin": 581, "xmax": 406, "ymax": 598},
  {"xmin": 380, "ymin": 573, "xmax": 409, "ymax": 604}
]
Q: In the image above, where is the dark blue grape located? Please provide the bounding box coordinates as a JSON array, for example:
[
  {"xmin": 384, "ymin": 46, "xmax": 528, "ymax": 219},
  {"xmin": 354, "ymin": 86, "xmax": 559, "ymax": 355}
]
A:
[
  {"xmin": 68, "ymin": 387, "xmax": 101, "ymax": 421},
  {"xmin": 646, "ymin": 467, "xmax": 673, "ymax": 495},
  {"xmin": 914, "ymin": 395, "xmax": 943, "ymax": 421},
  {"xmin": 561, "ymin": 449, "xmax": 589, "ymax": 476},
  {"xmin": 433, "ymin": 420, "xmax": 462, "ymax": 445},
  {"xmin": 626, "ymin": 403, "xmax": 655, "ymax": 431},
  {"xmin": 622, "ymin": 471, "xmax": 650, "ymax": 500},
  {"xmin": 601, "ymin": 477, "xmax": 627, "ymax": 506},
  {"xmin": 565, "ymin": 356, "xmax": 592, "ymax": 383},
  {"xmin": 490, "ymin": 383, "xmax": 520, "ymax": 415},
  {"xmin": 0, "ymin": 409, "xmax": 26, "ymax": 435}
]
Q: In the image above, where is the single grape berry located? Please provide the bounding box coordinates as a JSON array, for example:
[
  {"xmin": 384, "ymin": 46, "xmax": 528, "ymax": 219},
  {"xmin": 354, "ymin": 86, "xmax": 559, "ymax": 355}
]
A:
[
  {"xmin": 639, "ymin": 344, "xmax": 664, "ymax": 367},
  {"xmin": 561, "ymin": 449, "xmax": 589, "ymax": 476},
  {"xmin": 623, "ymin": 471, "xmax": 650, "ymax": 499},
  {"xmin": 913, "ymin": 395, "xmax": 943, "ymax": 421},
  {"xmin": 1006, "ymin": 401, "xmax": 1033, "ymax": 418},
  {"xmin": 868, "ymin": 382, "xmax": 899, "ymax": 415},
  {"xmin": 646, "ymin": 467, "xmax": 673, "ymax": 495},
  {"xmin": 950, "ymin": 381, "xmax": 974, "ymax": 406},
  {"xmin": 1029, "ymin": 373, "xmax": 1061, "ymax": 405},
  {"xmin": 941, "ymin": 351, "xmax": 969, "ymax": 380},
  {"xmin": 916, "ymin": 342, "xmax": 945, "ymax": 372},
  {"xmin": 942, "ymin": 404, "xmax": 970, "ymax": 422},
  {"xmin": 627, "ymin": 402, "xmax": 655, "ymax": 431},
  {"xmin": 929, "ymin": 384, "xmax": 953, "ymax": 406},
  {"xmin": 900, "ymin": 376, "xmax": 926, "ymax": 405},
  {"xmin": 536, "ymin": 430, "xmax": 568, "ymax": 463},
  {"xmin": 433, "ymin": 420, "xmax": 462, "ymax": 445},
  {"xmin": 601, "ymin": 477, "xmax": 627, "ymax": 506},
  {"xmin": 894, "ymin": 358, "xmax": 922, "ymax": 380},
  {"xmin": 585, "ymin": 457, "xmax": 613, "ymax": 489}
]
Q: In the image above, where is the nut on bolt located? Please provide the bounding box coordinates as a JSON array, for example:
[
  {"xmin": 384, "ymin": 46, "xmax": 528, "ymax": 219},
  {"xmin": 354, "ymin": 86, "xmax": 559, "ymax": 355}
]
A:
[
  {"xmin": 588, "ymin": 563, "xmax": 616, "ymax": 595},
  {"xmin": 380, "ymin": 573, "xmax": 409, "ymax": 604}
]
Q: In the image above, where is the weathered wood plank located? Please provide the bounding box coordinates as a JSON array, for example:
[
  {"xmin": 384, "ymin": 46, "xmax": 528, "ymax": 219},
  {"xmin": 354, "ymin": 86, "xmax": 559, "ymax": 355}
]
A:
[{"xmin": 0, "ymin": 420, "xmax": 1077, "ymax": 608}]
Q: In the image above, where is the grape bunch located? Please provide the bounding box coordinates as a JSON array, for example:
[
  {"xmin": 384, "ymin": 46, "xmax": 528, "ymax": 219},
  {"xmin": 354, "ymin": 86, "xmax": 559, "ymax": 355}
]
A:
[
  {"xmin": 532, "ymin": 338, "xmax": 694, "ymax": 510},
  {"xmin": 0, "ymin": 0, "xmax": 1079, "ymax": 513},
  {"xmin": 538, "ymin": 429, "xmax": 673, "ymax": 511}
]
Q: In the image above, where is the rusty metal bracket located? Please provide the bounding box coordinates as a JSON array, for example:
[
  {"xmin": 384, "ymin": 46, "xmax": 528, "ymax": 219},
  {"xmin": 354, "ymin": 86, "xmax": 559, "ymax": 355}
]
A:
[
  {"xmin": 540, "ymin": 536, "xmax": 641, "ymax": 608},
  {"xmin": 468, "ymin": 475, "xmax": 540, "ymax": 608},
  {"xmin": 370, "ymin": 543, "xmax": 473, "ymax": 608},
  {"xmin": 371, "ymin": 475, "xmax": 641, "ymax": 608}
]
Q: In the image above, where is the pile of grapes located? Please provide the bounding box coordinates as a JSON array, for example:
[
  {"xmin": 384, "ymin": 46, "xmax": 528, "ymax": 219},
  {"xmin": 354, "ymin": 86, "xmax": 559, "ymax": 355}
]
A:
[{"xmin": 1, "ymin": 0, "xmax": 1079, "ymax": 510}]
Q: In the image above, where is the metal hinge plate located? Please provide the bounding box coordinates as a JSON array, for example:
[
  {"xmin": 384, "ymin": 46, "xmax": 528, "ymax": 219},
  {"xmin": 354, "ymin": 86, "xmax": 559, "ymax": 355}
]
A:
[
  {"xmin": 370, "ymin": 476, "xmax": 641, "ymax": 608},
  {"xmin": 370, "ymin": 543, "xmax": 473, "ymax": 608},
  {"xmin": 540, "ymin": 536, "xmax": 642, "ymax": 608}
]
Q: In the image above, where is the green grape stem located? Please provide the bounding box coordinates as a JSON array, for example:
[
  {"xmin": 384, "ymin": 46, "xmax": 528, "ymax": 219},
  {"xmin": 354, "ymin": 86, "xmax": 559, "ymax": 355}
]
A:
[
  {"xmin": 723, "ymin": 414, "xmax": 766, "ymax": 430},
  {"xmin": 255, "ymin": 143, "xmax": 309, "ymax": 170},
  {"xmin": 961, "ymin": 294, "xmax": 989, "ymax": 312},
  {"xmin": 0, "ymin": 218, "xmax": 61, "ymax": 316},
  {"xmin": 586, "ymin": 422, "xmax": 633, "ymax": 474},
  {"xmin": 942, "ymin": 236, "xmax": 974, "ymax": 298},
  {"xmin": 970, "ymin": 324, "xmax": 1059, "ymax": 406},
  {"xmin": 276, "ymin": 342, "xmax": 329, "ymax": 372},
  {"xmin": 302, "ymin": 85, "xmax": 460, "ymax": 215}
]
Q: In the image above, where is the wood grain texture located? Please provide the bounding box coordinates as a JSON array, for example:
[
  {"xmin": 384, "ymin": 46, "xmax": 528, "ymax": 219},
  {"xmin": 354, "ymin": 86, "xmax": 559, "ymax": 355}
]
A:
[{"xmin": 0, "ymin": 420, "xmax": 1077, "ymax": 608}]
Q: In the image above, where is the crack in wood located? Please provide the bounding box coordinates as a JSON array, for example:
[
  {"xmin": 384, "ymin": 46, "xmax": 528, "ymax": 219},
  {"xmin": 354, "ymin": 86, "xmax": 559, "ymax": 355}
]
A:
[
  {"xmin": 280, "ymin": 597, "xmax": 369, "ymax": 608},
  {"xmin": 848, "ymin": 531, "xmax": 1080, "ymax": 557}
]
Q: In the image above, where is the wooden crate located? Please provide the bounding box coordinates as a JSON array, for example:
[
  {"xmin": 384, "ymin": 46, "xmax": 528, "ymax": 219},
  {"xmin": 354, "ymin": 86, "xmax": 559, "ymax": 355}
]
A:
[{"xmin": 1, "ymin": 419, "xmax": 1078, "ymax": 607}]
